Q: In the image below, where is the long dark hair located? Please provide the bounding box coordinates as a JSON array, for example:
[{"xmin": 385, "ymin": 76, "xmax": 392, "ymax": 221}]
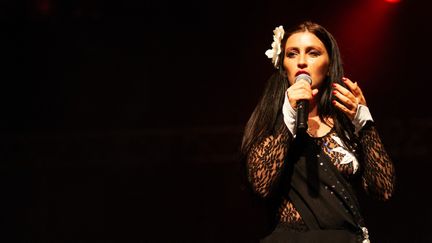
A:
[{"xmin": 241, "ymin": 21, "xmax": 359, "ymax": 155}]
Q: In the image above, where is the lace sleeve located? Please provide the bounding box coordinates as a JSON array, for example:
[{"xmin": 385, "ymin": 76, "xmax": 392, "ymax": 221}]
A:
[
  {"xmin": 246, "ymin": 129, "xmax": 291, "ymax": 198},
  {"xmin": 359, "ymin": 123, "xmax": 396, "ymax": 201}
]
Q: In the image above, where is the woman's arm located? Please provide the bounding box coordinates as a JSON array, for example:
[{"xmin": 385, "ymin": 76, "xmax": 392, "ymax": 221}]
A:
[
  {"xmin": 332, "ymin": 77, "xmax": 396, "ymax": 201},
  {"xmin": 246, "ymin": 130, "xmax": 290, "ymax": 198},
  {"xmin": 359, "ymin": 123, "xmax": 396, "ymax": 201}
]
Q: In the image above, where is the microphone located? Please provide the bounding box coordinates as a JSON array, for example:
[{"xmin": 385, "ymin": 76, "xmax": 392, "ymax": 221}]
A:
[{"xmin": 295, "ymin": 74, "xmax": 312, "ymax": 134}]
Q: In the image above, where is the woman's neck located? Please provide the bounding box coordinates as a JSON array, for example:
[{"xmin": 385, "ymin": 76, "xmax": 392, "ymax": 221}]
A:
[
  {"xmin": 307, "ymin": 96, "xmax": 333, "ymax": 137},
  {"xmin": 308, "ymin": 97, "xmax": 319, "ymax": 118}
]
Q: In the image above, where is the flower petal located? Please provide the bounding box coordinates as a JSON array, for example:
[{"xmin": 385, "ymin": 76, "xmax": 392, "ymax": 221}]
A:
[{"xmin": 265, "ymin": 49, "xmax": 274, "ymax": 58}]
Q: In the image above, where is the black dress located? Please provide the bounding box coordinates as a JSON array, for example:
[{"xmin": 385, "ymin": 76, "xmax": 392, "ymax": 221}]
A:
[{"xmin": 246, "ymin": 122, "xmax": 395, "ymax": 243}]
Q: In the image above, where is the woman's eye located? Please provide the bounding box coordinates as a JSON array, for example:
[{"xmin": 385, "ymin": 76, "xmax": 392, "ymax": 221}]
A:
[
  {"xmin": 309, "ymin": 50, "xmax": 321, "ymax": 57},
  {"xmin": 286, "ymin": 51, "xmax": 297, "ymax": 58}
]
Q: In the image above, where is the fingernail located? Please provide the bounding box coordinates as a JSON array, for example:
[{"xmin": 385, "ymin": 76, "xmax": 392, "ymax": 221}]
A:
[
  {"xmin": 342, "ymin": 77, "xmax": 347, "ymax": 81},
  {"xmin": 332, "ymin": 91, "xmax": 337, "ymax": 95},
  {"xmin": 332, "ymin": 83, "xmax": 336, "ymax": 87},
  {"xmin": 332, "ymin": 100, "xmax": 336, "ymax": 105}
]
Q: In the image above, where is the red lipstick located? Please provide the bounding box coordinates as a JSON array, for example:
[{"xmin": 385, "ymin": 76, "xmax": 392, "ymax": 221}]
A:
[{"xmin": 295, "ymin": 70, "xmax": 310, "ymax": 77}]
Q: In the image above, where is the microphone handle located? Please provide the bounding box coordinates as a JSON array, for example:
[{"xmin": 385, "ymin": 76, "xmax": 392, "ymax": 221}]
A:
[{"xmin": 296, "ymin": 100, "xmax": 309, "ymax": 133}]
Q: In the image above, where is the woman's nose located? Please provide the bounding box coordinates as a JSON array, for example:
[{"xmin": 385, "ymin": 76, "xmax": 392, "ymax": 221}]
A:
[{"xmin": 297, "ymin": 55, "xmax": 307, "ymax": 68}]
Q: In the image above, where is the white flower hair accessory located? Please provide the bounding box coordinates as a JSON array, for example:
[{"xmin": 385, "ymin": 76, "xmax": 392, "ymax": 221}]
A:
[{"xmin": 265, "ymin": 25, "xmax": 285, "ymax": 69}]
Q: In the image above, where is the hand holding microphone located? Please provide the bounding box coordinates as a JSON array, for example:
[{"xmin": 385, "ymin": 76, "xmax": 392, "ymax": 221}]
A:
[{"xmin": 285, "ymin": 73, "xmax": 318, "ymax": 134}]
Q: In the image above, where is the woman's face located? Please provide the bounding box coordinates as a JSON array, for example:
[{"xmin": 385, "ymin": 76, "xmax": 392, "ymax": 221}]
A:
[{"xmin": 283, "ymin": 31, "xmax": 330, "ymax": 89}]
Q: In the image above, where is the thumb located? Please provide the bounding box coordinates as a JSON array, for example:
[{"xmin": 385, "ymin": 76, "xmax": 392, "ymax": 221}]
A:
[{"xmin": 312, "ymin": 89, "xmax": 319, "ymax": 97}]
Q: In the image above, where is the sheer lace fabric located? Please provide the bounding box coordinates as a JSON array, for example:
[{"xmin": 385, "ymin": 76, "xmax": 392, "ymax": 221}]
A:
[{"xmin": 246, "ymin": 125, "xmax": 395, "ymax": 230}]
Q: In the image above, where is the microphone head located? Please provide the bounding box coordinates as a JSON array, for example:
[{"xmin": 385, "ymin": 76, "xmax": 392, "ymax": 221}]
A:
[{"xmin": 295, "ymin": 73, "xmax": 312, "ymax": 85}]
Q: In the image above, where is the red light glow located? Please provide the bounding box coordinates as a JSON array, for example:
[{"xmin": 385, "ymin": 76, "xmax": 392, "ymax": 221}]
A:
[{"xmin": 330, "ymin": 0, "xmax": 400, "ymax": 78}]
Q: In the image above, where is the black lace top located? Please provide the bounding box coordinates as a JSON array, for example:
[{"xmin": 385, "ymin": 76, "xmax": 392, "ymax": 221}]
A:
[{"xmin": 246, "ymin": 123, "xmax": 395, "ymax": 231}]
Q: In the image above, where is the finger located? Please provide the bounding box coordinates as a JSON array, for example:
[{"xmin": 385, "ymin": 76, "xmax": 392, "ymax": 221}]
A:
[
  {"xmin": 290, "ymin": 81, "xmax": 311, "ymax": 92},
  {"xmin": 289, "ymin": 90, "xmax": 313, "ymax": 101},
  {"xmin": 288, "ymin": 84, "xmax": 311, "ymax": 97},
  {"xmin": 288, "ymin": 94, "xmax": 312, "ymax": 109},
  {"xmin": 342, "ymin": 77, "xmax": 359, "ymax": 95},
  {"xmin": 333, "ymin": 90, "xmax": 357, "ymax": 110},
  {"xmin": 342, "ymin": 78, "xmax": 368, "ymax": 106},
  {"xmin": 332, "ymin": 99, "xmax": 355, "ymax": 120},
  {"xmin": 343, "ymin": 77, "xmax": 366, "ymax": 99},
  {"xmin": 333, "ymin": 83, "xmax": 357, "ymax": 102},
  {"xmin": 295, "ymin": 79, "xmax": 312, "ymax": 86},
  {"xmin": 312, "ymin": 89, "xmax": 319, "ymax": 97}
]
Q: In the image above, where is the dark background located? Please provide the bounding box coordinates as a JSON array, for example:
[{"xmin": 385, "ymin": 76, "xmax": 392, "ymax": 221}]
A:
[{"xmin": 1, "ymin": 0, "xmax": 431, "ymax": 242}]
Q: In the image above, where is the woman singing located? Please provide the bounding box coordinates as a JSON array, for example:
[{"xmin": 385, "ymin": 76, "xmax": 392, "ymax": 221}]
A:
[{"xmin": 241, "ymin": 21, "xmax": 396, "ymax": 242}]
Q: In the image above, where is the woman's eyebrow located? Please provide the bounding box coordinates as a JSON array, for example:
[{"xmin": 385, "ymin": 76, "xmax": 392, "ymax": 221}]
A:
[{"xmin": 285, "ymin": 45, "xmax": 325, "ymax": 51}]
